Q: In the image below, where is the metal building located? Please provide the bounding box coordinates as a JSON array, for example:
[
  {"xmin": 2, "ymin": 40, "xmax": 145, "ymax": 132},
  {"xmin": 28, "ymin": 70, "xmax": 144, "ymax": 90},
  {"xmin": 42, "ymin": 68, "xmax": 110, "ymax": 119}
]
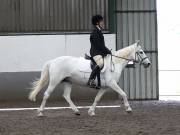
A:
[
  {"xmin": 0, "ymin": 0, "xmax": 158, "ymax": 100},
  {"xmin": 0, "ymin": 0, "xmax": 109, "ymax": 33},
  {"xmin": 116, "ymin": 0, "xmax": 158, "ymax": 100}
]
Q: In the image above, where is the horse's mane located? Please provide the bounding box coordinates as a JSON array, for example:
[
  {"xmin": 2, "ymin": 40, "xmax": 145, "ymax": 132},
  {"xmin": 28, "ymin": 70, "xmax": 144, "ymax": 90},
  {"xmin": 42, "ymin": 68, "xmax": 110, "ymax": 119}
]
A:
[{"xmin": 113, "ymin": 43, "xmax": 137, "ymax": 63}]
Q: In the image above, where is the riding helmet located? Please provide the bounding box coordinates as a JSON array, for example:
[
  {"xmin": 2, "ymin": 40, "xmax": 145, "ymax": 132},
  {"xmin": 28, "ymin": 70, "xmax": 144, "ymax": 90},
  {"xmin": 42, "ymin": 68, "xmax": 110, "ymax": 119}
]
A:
[{"xmin": 92, "ymin": 15, "xmax": 103, "ymax": 25}]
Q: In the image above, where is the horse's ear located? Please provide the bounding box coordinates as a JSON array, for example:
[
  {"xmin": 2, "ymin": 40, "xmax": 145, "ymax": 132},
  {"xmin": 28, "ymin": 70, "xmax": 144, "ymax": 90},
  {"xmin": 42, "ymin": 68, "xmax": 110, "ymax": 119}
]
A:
[{"xmin": 135, "ymin": 40, "xmax": 140, "ymax": 46}]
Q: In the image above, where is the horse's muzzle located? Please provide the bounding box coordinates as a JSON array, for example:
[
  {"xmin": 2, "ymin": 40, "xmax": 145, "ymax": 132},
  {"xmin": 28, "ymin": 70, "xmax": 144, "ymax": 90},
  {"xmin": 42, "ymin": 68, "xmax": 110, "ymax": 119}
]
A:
[{"xmin": 144, "ymin": 62, "xmax": 151, "ymax": 68}]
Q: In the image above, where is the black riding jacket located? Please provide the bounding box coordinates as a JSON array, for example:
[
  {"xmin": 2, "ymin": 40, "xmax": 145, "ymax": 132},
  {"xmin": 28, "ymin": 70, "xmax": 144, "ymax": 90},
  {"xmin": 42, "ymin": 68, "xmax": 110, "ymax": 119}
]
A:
[{"xmin": 90, "ymin": 27, "xmax": 111, "ymax": 57}]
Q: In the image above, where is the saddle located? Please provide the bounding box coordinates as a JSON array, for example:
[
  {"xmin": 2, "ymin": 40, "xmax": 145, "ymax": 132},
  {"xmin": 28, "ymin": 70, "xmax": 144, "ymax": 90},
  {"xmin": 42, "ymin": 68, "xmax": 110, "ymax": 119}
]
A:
[
  {"xmin": 77, "ymin": 55, "xmax": 106, "ymax": 73},
  {"xmin": 84, "ymin": 53, "xmax": 104, "ymax": 70},
  {"xmin": 84, "ymin": 54, "xmax": 96, "ymax": 70}
]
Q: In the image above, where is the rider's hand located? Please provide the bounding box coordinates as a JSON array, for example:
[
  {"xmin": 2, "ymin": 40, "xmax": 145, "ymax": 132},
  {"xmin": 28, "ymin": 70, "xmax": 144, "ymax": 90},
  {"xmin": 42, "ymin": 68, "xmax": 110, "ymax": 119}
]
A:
[{"xmin": 109, "ymin": 49, "xmax": 112, "ymax": 55}]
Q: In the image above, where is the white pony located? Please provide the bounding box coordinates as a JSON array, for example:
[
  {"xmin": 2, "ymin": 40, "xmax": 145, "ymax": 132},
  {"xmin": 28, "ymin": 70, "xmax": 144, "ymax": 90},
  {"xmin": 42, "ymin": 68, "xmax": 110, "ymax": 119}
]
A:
[{"xmin": 29, "ymin": 41, "xmax": 150, "ymax": 116}]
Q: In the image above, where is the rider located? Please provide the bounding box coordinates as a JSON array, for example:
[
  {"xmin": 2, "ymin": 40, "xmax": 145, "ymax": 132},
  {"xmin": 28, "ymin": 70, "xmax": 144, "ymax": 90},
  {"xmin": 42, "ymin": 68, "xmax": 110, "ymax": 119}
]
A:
[{"xmin": 87, "ymin": 15, "xmax": 111, "ymax": 89}]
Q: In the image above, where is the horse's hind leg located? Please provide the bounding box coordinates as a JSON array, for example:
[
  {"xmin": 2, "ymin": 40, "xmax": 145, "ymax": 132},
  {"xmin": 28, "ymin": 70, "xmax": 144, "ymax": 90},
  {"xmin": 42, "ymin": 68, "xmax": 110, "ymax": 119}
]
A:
[
  {"xmin": 38, "ymin": 80, "xmax": 59, "ymax": 116},
  {"xmin": 62, "ymin": 82, "xmax": 80, "ymax": 115}
]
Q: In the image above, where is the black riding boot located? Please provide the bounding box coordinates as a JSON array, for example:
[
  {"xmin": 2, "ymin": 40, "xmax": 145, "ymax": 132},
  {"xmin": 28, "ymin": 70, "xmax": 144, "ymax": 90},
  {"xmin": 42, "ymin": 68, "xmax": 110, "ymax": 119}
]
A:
[
  {"xmin": 96, "ymin": 70, "xmax": 101, "ymax": 89},
  {"xmin": 87, "ymin": 65, "xmax": 100, "ymax": 88}
]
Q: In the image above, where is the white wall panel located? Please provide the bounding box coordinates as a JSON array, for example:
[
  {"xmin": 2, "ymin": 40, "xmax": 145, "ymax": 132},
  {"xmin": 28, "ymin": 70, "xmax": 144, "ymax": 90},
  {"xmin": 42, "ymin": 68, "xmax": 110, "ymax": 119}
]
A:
[{"xmin": 0, "ymin": 34, "xmax": 116, "ymax": 72}]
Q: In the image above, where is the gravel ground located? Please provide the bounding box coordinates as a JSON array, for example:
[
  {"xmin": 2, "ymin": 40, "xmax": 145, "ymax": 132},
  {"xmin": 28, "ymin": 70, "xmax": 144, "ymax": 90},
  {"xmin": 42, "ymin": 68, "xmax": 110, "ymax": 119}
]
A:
[{"xmin": 0, "ymin": 100, "xmax": 180, "ymax": 135}]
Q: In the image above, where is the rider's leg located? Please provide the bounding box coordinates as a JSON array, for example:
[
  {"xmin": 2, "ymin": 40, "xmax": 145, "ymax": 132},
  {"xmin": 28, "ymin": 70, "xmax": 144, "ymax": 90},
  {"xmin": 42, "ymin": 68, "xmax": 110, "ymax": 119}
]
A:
[
  {"xmin": 96, "ymin": 70, "xmax": 101, "ymax": 89},
  {"xmin": 87, "ymin": 55, "xmax": 103, "ymax": 89},
  {"xmin": 87, "ymin": 65, "xmax": 100, "ymax": 88},
  {"xmin": 87, "ymin": 55, "xmax": 103, "ymax": 88},
  {"xmin": 93, "ymin": 55, "xmax": 103, "ymax": 89}
]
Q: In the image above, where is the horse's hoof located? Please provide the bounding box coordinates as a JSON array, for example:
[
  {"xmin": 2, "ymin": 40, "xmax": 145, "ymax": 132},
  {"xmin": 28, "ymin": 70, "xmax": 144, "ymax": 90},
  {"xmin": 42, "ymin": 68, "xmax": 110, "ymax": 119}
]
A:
[
  {"xmin": 28, "ymin": 95, "xmax": 36, "ymax": 102},
  {"xmin": 37, "ymin": 112, "xmax": 44, "ymax": 117},
  {"xmin": 74, "ymin": 111, "xmax": 81, "ymax": 115},
  {"xmin": 126, "ymin": 107, "xmax": 132, "ymax": 113},
  {"xmin": 32, "ymin": 98, "xmax": 36, "ymax": 102},
  {"xmin": 88, "ymin": 110, "xmax": 95, "ymax": 116}
]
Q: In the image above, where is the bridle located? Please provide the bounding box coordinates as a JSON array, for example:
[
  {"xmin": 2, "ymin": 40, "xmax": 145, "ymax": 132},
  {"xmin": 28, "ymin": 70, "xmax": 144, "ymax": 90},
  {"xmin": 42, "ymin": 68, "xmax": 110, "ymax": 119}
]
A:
[
  {"xmin": 110, "ymin": 50, "xmax": 149, "ymax": 71},
  {"xmin": 134, "ymin": 51, "xmax": 149, "ymax": 65}
]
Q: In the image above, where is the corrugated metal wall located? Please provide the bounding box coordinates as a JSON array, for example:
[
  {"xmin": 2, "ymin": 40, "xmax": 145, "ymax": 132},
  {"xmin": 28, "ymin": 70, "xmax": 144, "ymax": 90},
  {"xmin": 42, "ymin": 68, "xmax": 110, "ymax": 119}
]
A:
[
  {"xmin": 116, "ymin": 0, "xmax": 158, "ymax": 99},
  {"xmin": 0, "ymin": 0, "xmax": 108, "ymax": 33}
]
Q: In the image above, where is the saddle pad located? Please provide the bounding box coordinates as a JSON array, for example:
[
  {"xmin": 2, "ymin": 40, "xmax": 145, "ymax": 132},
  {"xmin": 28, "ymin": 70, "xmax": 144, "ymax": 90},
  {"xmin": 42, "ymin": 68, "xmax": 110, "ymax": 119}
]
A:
[{"xmin": 77, "ymin": 57, "xmax": 106, "ymax": 73}]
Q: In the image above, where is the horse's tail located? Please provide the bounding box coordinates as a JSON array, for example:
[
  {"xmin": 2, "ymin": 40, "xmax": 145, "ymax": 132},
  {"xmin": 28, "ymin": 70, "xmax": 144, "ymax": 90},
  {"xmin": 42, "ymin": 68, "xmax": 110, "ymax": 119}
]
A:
[{"xmin": 28, "ymin": 61, "xmax": 50, "ymax": 102}]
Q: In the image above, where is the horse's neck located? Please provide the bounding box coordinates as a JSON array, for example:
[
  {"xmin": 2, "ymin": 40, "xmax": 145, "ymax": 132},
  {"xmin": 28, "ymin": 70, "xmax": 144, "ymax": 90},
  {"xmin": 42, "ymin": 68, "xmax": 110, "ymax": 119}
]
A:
[
  {"xmin": 103, "ymin": 44, "xmax": 136, "ymax": 74},
  {"xmin": 113, "ymin": 44, "xmax": 136, "ymax": 64}
]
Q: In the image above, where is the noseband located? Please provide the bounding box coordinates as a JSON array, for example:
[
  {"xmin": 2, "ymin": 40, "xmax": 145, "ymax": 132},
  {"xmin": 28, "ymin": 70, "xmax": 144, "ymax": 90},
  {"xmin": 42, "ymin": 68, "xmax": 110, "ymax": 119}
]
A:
[{"xmin": 135, "ymin": 52, "xmax": 149, "ymax": 65}]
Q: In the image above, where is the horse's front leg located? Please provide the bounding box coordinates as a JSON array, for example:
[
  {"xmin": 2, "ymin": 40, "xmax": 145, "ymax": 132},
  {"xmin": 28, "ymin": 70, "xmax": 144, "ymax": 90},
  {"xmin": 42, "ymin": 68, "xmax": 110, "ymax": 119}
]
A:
[
  {"xmin": 108, "ymin": 80, "xmax": 132, "ymax": 113},
  {"xmin": 88, "ymin": 89, "xmax": 106, "ymax": 116}
]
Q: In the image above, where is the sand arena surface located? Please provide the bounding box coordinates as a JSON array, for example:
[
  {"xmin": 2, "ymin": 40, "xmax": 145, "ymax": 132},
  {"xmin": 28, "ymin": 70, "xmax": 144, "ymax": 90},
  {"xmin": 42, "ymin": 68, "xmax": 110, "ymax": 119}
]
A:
[{"xmin": 0, "ymin": 100, "xmax": 180, "ymax": 135}]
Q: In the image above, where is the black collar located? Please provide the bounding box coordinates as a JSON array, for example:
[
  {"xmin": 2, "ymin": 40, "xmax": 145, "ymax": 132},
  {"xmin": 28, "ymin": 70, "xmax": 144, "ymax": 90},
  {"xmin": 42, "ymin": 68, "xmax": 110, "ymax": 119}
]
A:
[{"xmin": 94, "ymin": 26, "xmax": 102, "ymax": 32}]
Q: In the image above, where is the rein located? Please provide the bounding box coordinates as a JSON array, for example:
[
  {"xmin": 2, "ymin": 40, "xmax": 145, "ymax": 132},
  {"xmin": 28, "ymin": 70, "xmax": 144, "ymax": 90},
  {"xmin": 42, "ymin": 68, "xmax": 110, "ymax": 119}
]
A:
[
  {"xmin": 110, "ymin": 51, "xmax": 149, "ymax": 72},
  {"xmin": 111, "ymin": 54, "xmax": 138, "ymax": 63}
]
